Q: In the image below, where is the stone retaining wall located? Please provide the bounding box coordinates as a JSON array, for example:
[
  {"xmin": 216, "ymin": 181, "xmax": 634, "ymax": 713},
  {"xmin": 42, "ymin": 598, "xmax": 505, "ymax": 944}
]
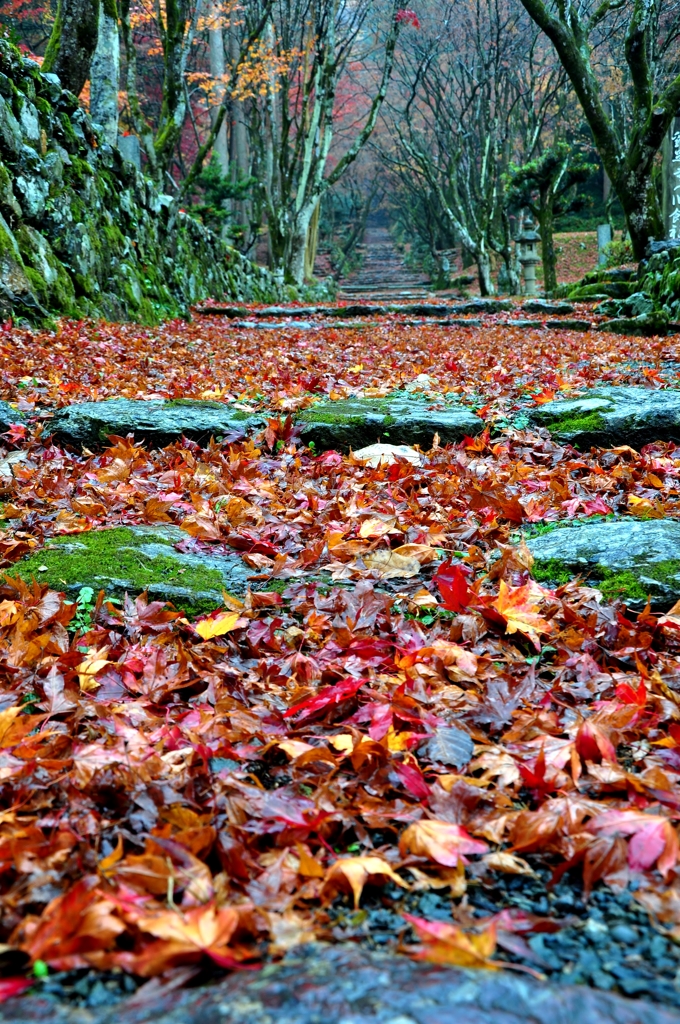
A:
[{"xmin": 0, "ymin": 39, "xmax": 286, "ymax": 324}]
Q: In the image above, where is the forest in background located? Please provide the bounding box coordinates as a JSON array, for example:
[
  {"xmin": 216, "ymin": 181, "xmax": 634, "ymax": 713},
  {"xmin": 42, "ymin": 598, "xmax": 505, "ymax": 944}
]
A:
[{"xmin": 1, "ymin": 0, "xmax": 680, "ymax": 293}]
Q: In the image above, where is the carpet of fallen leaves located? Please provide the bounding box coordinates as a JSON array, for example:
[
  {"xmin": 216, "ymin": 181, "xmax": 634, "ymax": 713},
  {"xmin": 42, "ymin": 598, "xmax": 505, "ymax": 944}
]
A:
[
  {"xmin": 548, "ymin": 232, "xmax": 599, "ymax": 285},
  {"xmin": 2, "ymin": 312, "xmax": 680, "ymax": 997}
]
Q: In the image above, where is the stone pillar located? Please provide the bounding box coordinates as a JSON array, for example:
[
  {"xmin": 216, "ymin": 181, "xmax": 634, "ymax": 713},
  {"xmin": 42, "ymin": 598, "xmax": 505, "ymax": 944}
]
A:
[
  {"xmin": 518, "ymin": 216, "xmax": 541, "ymax": 296},
  {"xmin": 118, "ymin": 134, "xmax": 141, "ymax": 170},
  {"xmin": 597, "ymin": 223, "xmax": 612, "ymax": 265},
  {"xmin": 90, "ymin": 4, "xmax": 120, "ymax": 145},
  {"xmin": 663, "ymin": 116, "xmax": 680, "ymax": 240}
]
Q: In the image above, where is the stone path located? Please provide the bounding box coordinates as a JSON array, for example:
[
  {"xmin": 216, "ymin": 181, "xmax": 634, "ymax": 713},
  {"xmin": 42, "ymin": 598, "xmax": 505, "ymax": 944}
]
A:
[
  {"xmin": 339, "ymin": 225, "xmax": 433, "ymax": 302},
  {"xmin": 45, "ymin": 386, "xmax": 680, "ymax": 455},
  {"xmin": 50, "ymin": 399, "xmax": 263, "ymax": 449},
  {"xmin": 46, "ymin": 395, "xmax": 481, "ymax": 452},
  {"xmin": 298, "ymin": 393, "xmax": 481, "ymax": 450},
  {"xmin": 2, "ymin": 945, "xmax": 678, "ymax": 1024}
]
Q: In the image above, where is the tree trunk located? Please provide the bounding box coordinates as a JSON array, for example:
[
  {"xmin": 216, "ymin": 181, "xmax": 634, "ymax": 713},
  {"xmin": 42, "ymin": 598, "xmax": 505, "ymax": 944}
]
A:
[
  {"xmin": 477, "ymin": 250, "xmax": 495, "ymax": 296},
  {"xmin": 538, "ymin": 190, "xmax": 557, "ymax": 294},
  {"xmin": 617, "ymin": 168, "xmax": 664, "ymax": 257},
  {"xmin": 303, "ymin": 201, "xmax": 320, "ymax": 282},
  {"xmin": 517, "ymin": 0, "xmax": 677, "ymax": 260},
  {"xmin": 43, "ymin": 0, "xmax": 100, "ymax": 96},
  {"xmin": 229, "ymin": 19, "xmax": 250, "ymax": 237},
  {"xmin": 287, "ymin": 206, "xmax": 315, "ymax": 285},
  {"xmin": 209, "ymin": 0, "xmax": 228, "ymax": 175},
  {"xmin": 90, "ymin": 0, "xmax": 119, "ymax": 145}
]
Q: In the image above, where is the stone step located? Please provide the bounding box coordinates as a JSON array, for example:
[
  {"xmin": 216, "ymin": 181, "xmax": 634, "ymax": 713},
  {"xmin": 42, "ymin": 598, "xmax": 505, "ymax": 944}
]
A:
[
  {"xmin": 527, "ymin": 518, "xmax": 680, "ymax": 611},
  {"xmin": 528, "ymin": 385, "xmax": 680, "ymax": 449}
]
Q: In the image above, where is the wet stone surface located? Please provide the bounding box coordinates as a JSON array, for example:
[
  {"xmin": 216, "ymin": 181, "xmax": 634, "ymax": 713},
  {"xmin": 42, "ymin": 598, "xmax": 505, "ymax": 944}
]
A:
[
  {"xmin": 3, "ymin": 938, "xmax": 680, "ymax": 1023},
  {"xmin": 526, "ymin": 518, "xmax": 680, "ymax": 610},
  {"xmin": 528, "ymin": 385, "xmax": 680, "ymax": 448},
  {"xmin": 49, "ymin": 399, "xmax": 264, "ymax": 449},
  {"xmin": 0, "ymin": 401, "xmax": 24, "ymax": 432},
  {"xmin": 298, "ymin": 393, "xmax": 482, "ymax": 451},
  {"xmin": 521, "ymin": 300, "xmax": 575, "ymax": 315}
]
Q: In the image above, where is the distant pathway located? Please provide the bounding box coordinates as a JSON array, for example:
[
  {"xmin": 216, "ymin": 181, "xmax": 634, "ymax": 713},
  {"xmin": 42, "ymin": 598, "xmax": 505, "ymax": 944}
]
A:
[{"xmin": 338, "ymin": 225, "xmax": 432, "ymax": 302}]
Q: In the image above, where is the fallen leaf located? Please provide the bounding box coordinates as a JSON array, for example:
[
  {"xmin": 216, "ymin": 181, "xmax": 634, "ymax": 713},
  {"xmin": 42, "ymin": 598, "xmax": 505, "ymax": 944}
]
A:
[
  {"xmin": 194, "ymin": 610, "xmax": 243, "ymax": 640},
  {"xmin": 399, "ymin": 820, "xmax": 488, "ymax": 866},
  {"xmin": 403, "ymin": 912, "xmax": 498, "ymax": 968},
  {"xmin": 323, "ymin": 855, "xmax": 408, "ymax": 908}
]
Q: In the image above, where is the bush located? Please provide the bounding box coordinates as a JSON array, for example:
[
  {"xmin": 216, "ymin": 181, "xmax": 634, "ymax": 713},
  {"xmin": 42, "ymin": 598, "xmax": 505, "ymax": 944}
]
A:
[{"xmin": 603, "ymin": 238, "xmax": 634, "ymax": 268}]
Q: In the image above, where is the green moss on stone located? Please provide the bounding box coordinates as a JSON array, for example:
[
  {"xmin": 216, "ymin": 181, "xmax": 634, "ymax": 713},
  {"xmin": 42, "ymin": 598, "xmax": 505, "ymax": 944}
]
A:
[
  {"xmin": 544, "ymin": 410, "xmax": 607, "ymax": 436},
  {"xmin": 532, "ymin": 558, "xmax": 574, "ymax": 586},
  {"xmin": 23, "ymin": 267, "xmax": 49, "ymax": 304},
  {"xmin": 597, "ymin": 568, "xmax": 649, "ymax": 603},
  {"xmin": 303, "ymin": 397, "xmax": 395, "ymax": 425},
  {"xmin": 597, "ymin": 559, "xmax": 680, "ymax": 603},
  {"xmin": 166, "ymin": 399, "xmax": 226, "ymax": 411},
  {"xmin": 15, "ymin": 527, "xmax": 226, "ymax": 616}
]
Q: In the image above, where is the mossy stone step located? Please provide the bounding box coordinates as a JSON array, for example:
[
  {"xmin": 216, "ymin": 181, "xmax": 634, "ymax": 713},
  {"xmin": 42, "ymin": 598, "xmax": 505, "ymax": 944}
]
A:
[
  {"xmin": 529, "ymin": 386, "xmax": 680, "ymax": 448},
  {"xmin": 50, "ymin": 399, "xmax": 265, "ymax": 449},
  {"xmin": 0, "ymin": 401, "xmax": 24, "ymax": 432},
  {"xmin": 298, "ymin": 394, "xmax": 482, "ymax": 451},
  {"xmin": 527, "ymin": 518, "xmax": 680, "ymax": 609},
  {"xmin": 13, "ymin": 525, "xmax": 266, "ymax": 616}
]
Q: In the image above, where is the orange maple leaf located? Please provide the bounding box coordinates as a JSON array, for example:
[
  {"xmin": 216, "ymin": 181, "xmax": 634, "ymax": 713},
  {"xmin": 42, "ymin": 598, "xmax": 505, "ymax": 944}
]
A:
[{"xmin": 491, "ymin": 580, "xmax": 554, "ymax": 650}]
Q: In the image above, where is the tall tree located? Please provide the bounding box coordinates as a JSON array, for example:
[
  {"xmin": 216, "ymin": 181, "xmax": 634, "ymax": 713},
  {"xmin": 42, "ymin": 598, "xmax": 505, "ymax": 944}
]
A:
[
  {"xmin": 42, "ymin": 0, "xmax": 99, "ymax": 96},
  {"xmin": 517, "ymin": 0, "xmax": 680, "ymax": 258},
  {"xmin": 386, "ymin": 0, "xmax": 565, "ymax": 295},
  {"xmin": 241, "ymin": 0, "xmax": 406, "ymax": 285},
  {"xmin": 208, "ymin": 0, "xmax": 229, "ymax": 174}
]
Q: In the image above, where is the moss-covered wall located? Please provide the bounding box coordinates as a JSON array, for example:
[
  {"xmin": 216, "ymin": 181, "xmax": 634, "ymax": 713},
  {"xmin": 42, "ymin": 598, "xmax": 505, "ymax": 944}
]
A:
[
  {"xmin": 0, "ymin": 39, "xmax": 286, "ymax": 324},
  {"xmin": 638, "ymin": 245, "xmax": 680, "ymax": 321}
]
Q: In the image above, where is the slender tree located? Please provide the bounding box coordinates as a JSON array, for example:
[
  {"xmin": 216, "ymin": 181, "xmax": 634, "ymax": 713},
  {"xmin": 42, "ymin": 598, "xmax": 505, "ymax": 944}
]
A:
[
  {"xmin": 386, "ymin": 0, "xmax": 565, "ymax": 295},
  {"xmin": 240, "ymin": 0, "xmax": 407, "ymax": 285}
]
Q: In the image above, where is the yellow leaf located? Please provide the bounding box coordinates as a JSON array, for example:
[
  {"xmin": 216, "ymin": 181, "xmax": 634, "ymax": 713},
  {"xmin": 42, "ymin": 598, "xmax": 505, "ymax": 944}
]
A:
[
  {"xmin": 329, "ymin": 733, "xmax": 354, "ymax": 755},
  {"xmin": 407, "ymin": 916, "xmax": 498, "ymax": 968},
  {"xmin": 399, "ymin": 820, "xmax": 488, "ymax": 866},
  {"xmin": 359, "ymin": 516, "xmax": 396, "ymax": 539},
  {"xmin": 481, "ymin": 851, "xmax": 535, "ymax": 875},
  {"xmin": 385, "ymin": 725, "xmax": 414, "ymax": 752},
  {"xmin": 77, "ymin": 646, "xmax": 111, "ymax": 691},
  {"xmin": 195, "ymin": 611, "xmax": 241, "ymax": 640},
  {"xmin": 278, "ymin": 739, "xmax": 315, "ymax": 759},
  {"xmin": 324, "ymin": 856, "xmax": 408, "ymax": 908},
  {"xmin": 363, "ymin": 548, "xmax": 421, "ymax": 579},
  {"xmin": 0, "ymin": 600, "xmax": 18, "ymax": 626},
  {"xmin": 295, "ymin": 842, "xmax": 325, "ymax": 878},
  {"xmin": 627, "ymin": 494, "xmax": 665, "ymax": 519},
  {"xmin": 98, "ymin": 834, "xmax": 124, "ymax": 876},
  {"xmin": 0, "ymin": 706, "xmax": 22, "ymax": 747}
]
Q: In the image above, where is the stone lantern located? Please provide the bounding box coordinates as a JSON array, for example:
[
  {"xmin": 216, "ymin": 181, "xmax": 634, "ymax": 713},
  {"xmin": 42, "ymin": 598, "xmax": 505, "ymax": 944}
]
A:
[{"xmin": 518, "ymin": 216, "xmax": 541, "ymax": 296}]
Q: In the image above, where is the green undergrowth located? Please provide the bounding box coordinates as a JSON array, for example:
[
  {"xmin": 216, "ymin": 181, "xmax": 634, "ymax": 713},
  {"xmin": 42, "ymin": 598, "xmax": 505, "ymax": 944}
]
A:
[
  {"xmin": 597, "ymin": 560, "xmax": 680, "ymax": 602},
  {"xmin": 12, "ymin": 526, "xmax": 325, "ymax": 617},
  {"xmin": 532, "ymin": 558, "xmax": 574, "ymax": 587}
]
